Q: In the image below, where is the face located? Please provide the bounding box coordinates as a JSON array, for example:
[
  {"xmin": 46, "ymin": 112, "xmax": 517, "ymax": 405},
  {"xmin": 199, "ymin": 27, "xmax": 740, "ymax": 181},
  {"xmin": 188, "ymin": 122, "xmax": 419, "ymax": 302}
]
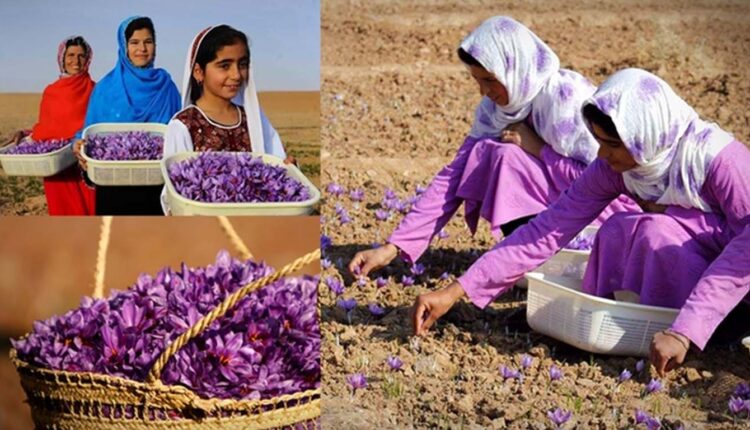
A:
[
  {"xmin": 467, "ymin": 64, "xmax": 509, "ymax": 106},
  {"xmin": 193, "ymin": 42, "xmax": 249, "ymax": 101},
  {"xmin": 589, "ymin": 122, "xmax": 638, "ymax": 172},
  {"xmin": 127, "ymin": 28, "xmax": 155, "ymax": 68},
  {"xmin": 64, "ymin": 45, "xmax": 86, "ymax": 75}
]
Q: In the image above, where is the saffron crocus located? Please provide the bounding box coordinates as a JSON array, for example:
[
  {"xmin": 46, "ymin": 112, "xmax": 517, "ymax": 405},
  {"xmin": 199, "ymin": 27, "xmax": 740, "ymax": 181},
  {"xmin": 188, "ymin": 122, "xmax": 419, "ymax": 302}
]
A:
[
  {"xmin": 520, "ymin": 355, "xmax": 533, "ymax": 370},
  {"xmin": 410, "ymin": 263, "xmax": 425, "ymax": 276},
  {"xmin": 634, "ymin": 409, "xmax": 649, "ymax": 424},
  {"xmin": 415, "ymin": 184, "xmax": 427, "ymax": 195},
  {"xmin": 86, "ymin": 132, "xmax": 163, "ymax": 160},
  {"xmin": 326, "ymin": 276, "xmax": 344, "ymax": 295},
  {"xmin": 439, "ymin": 272, "xmax": 450, "ymax": 281},
  {"xmin": 500, "ymin": 366, "xmax": 522, "ymax": 381},
  {"xmin": 401, "ymin": 276, "xmax": 415, "ymax": 287},
  {"xmin": 437, "ymin": 229, "xmax": 450, "ymax": 240},
  {"xmin": 734, "ymin": 383, "xmax": 750, "ymax": 398},
  {"xmin": 375, "ymin": 209, "xmax": 390, "ymax": 221},
  {"xmin": 6, "ymin": 138, "xmax": 71, "ymax": 155},
  {"xmin": 347, "ymin": 373, "xmax": 368, "ymax": 393},
  {"xmin": 547, "ymin": 408, "xmax": 572, "ymax": 428},
  {"xmin": 375, "ymin": 277, "xmax": 388, "ymax": 288},
  {"xmin": 645, "ymin": 417, "xmax": 661, "ymax": 430},
  {"xmin": 337, "ymin": 298, "xmax": 357, "ymax": 324},
  {"xmin": 326, "ymin": 182, "xmax": 344, "ymax": 196},
  {"xmin": 729, "ymin": 396, "xmax": 746, "ymax": 415},
  {"xmin": 356, "ymin": 277, "xmax": 367, "ymax": 287},
  {"xmin": 636, "ymin": 359, "xmax": 646, "ymax": 373},
  {"xmin": 321, "ymin": 258, "xmax": 332, "ymax": 270},
  {"xmin": 320, "ymin": 235, "xmax": 332, "ymax": 252},
  {"xmin": 368, "ymin": 303, "xmax": 385, "ymax": 317},
  {"xmin": 619, "ymin": 369, "xmax": 632, "ymax": 383},
  {"xmin": 383, "ymin": 188, "xmax": 397, "ymax": 200},
  {"xmin": 549, "ymin": 365, "xmax": 563, "ymax": 381},
  {"xmin": 386, "ymin": 356, "xmax": 403, "ymax": 371},
  {"xmin": 339, "ymin": 212, "xmax": 351, "ymax": 225},
  {"xmin": 349, "ymin": 188, "xmax": 364, "ymax": 202},
  {"xmin": 645, "ymin": 378, "xmax": 662, "ymax": 394}
]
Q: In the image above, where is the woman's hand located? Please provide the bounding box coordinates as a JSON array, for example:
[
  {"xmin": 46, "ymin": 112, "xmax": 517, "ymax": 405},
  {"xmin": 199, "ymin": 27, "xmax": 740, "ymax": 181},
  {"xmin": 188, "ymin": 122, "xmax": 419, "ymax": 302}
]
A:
[
  {"xmin": 283, "ymin": 155, "xmax": 297, "ymax": 166},
  {"xmin": 502, "ymin": 122, "xmax": 545, "ymax": 158},
  {"xmin": 412, "ymin": 282, "xmax": 466, "ymax": 336},
  {"xmin": 3, "ymin": 130, "xmax": 27, "ymax": 147},
  {"xmin": 73, "ymin": 139, "xmax": 87, "ymax": 170},
  {"xmin": 348, "ymin": 243, "xmax": 399, "ymax": 277},
  {"xmin": 650, "ymin": 329, "xmax": 690, "ymax": 377}
]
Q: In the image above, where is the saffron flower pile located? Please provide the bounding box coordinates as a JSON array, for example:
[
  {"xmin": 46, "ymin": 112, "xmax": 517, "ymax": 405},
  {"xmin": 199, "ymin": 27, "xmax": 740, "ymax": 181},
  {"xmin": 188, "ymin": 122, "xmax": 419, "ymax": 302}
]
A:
[
  {"xmin": 85, "ymin": 132, "xmax": 163, "ymax": 160},
  {"xmin": 168, "ymin": 152, "xmax": 310, "ymax": 203},
  {"xmin": 564, "ymin": 230, "xmax": 596, "ymax": 251},
  {"xmin": 5, "ymin": 138, "xmax": 71, "ymax": 155},
  {"xmin": 12, "ymin": 250, "xmax": 320, "ymax": 401}
]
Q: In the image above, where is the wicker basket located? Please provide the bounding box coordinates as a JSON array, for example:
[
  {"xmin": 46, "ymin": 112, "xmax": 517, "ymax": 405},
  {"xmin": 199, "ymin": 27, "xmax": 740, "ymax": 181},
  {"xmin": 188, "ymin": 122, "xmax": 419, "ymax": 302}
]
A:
[
  {"xmin": 11, "ymin": 249, "xmax": 321, "ymax": 429},
  {"xmin": 0, "ymin": 141, "xmax": 76, "ymax": 177}
]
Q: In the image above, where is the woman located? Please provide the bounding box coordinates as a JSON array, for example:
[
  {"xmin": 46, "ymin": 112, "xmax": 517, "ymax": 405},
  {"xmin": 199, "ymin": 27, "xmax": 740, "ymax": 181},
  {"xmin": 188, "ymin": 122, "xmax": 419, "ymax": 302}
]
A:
[
  {"xmin": 75, "ymin": 16, "xmax": 180, "ymax": 215},
  {"xmin": 410, "ymin": 68, "xmax": 750, "ymax": 376},
  {"xmin": 8, "ymin": 36, "xmax": 96, "ymax": 215},
  {"xmin": 350, "ymin": 16, "xmax": 637, "ymax": 275}
]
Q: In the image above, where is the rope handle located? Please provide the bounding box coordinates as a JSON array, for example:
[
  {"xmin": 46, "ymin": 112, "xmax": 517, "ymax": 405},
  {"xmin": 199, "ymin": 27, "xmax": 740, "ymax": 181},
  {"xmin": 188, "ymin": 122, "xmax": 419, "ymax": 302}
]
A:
[
  {"xmin": 92, "ymin": 216, "xmax": 113, "ymax": 299},
  {"xmin": 145, "ymin": 248, "xmax": 320, "ymax": 384},
  {"xmin": 217, "ymin": 216, "xmax": 253, "ymax": 260}
]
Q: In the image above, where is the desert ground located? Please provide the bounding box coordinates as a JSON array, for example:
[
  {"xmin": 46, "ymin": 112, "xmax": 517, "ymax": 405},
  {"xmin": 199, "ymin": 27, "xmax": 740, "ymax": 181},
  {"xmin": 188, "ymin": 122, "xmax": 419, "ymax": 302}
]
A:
[
  {"xmin": 0, "ymin": 91, "xmax": 320, "ymax": 215},
  {"xmin": 320, "ymin": 0, "xmax": 750, "ymax": 428}
]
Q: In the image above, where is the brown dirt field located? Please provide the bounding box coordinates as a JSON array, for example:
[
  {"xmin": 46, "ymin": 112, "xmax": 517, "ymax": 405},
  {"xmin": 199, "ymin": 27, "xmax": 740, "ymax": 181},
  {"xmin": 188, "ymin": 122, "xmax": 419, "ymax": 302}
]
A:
[
  {"xmin": 0, "ymin": 216, "xmax": 319, "ymax": 429},
  {"xmin": 0, "ymin": 91, "xmax": 320, "ymax": 215},
  {"xmin": 320, "ymin": 0, "xmax": 750, "ymax": 429}
]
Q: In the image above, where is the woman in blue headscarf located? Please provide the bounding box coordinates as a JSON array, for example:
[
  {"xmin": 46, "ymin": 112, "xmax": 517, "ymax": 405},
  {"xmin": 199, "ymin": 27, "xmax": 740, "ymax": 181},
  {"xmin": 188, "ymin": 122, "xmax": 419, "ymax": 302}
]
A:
[{"xmin": 75, "ymin": 16, "xmax": 180, "ymax": 215}]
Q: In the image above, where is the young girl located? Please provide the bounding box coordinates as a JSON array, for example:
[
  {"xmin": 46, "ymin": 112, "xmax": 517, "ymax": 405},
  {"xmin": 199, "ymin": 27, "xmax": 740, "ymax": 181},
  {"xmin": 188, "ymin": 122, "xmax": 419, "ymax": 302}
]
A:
[
  {"xmin": 13, "ymin": 36, "xmax": 96, "ymax": 215},
  {"xmin": 349, "ymin": 16, "xmax": 638, "ymax": 276},
  {"xmin": 75, "ymin": 16, "xmax": 181, "ymax": 215},
  {"xmin": 163, "ymin": 25, "xmax": 289, "ymax": 159},
  {"xmin": 411, "ymin": 68, "xmax": 750, "ymax": 376}
]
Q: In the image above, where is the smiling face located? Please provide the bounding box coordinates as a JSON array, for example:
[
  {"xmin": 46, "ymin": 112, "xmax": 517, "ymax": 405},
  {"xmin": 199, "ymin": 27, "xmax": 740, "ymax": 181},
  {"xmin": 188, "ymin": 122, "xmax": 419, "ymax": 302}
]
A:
[
  {"xmin": 126, "ymin": 28, "xmax": 155, "ymax": 68},
  {"xmin": 63, "ymin": 45, "xmax": 86, "ymax": 75},
  {"xmin": 588, "ymin": 122, "xmax": 638, "ymax": 172},
  {"xmin": 192, "ymin": 42, "xmax": 249, "ymax": 101},
  {"xmin": 467, "ymin": 65, "xmax": 509, "ymax": 107}
]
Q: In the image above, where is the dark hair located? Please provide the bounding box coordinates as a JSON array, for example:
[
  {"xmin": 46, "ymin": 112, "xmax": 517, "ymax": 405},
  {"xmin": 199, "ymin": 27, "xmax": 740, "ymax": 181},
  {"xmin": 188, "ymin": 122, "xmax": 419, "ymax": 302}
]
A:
[
  {"xmin": 65, "ymin": 36, "xmax": 90, "ymax": 58},
  {"xmin": 457, "ymin": 47, "xmax": 482, "ymax": 67},
  {"xmin": 582, "ymin": 103, "xmax": 621, "ymax": 140},
  {"xmin": 189, "ymin": 25, "xmax": 250, "ymax": 103},
  {"xmin": 125, "ymin": 17, "xmax": 155, "ymax": 42}
]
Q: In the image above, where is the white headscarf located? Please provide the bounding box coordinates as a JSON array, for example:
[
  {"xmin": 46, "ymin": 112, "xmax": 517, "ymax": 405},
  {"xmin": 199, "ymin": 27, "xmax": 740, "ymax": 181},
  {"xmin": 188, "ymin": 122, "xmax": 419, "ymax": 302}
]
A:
[
  {"xmin": 460, "ymin": 16, "xmax": 599, "ymax": 163},
  {"xmin": 586, "ymin": 68, "xmax": 734, "ymax": 211},
  {"xmin": 181, "ymin": 26, "xmax": 271, "ymax": 155}
]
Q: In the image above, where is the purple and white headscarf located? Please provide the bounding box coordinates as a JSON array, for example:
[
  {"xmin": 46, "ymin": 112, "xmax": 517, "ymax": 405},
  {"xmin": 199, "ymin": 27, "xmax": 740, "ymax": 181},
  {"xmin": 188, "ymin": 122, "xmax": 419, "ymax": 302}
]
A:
[
  {"xmin": 460, "ymin": 16, "xmax": 599, "ymax": 163},
  {"xmin": 586, "ymin": 68, "xmax": 734, "ymax": 212}
]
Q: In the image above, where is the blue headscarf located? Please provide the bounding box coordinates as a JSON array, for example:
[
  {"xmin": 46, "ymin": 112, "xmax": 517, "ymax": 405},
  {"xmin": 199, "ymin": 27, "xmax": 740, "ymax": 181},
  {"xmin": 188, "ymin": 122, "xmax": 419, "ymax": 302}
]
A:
[{"xmin": 83, "ymin": 16, "xmax": 180, "ymax": 128}]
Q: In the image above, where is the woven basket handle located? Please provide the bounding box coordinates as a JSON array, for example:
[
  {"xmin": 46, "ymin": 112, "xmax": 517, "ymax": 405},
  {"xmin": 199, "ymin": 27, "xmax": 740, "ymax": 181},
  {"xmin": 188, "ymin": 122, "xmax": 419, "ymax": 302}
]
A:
[{"xmin": 145, "ymin": 248, "xmax": 320, "ymax": 384}]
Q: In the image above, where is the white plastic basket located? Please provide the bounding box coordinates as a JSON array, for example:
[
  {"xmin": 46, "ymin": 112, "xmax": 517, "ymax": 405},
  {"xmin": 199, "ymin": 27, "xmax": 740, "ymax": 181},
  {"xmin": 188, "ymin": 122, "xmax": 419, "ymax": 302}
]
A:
[
  {"xmin": 161, "ymin": 151, "xmax": 321, "ymax": 216},
  {"xmin": 0, "ymin": 141, "xmax": 75, "ymax": 177},
  {"xmin": 81, "ymin": 123, "xmax": 167, "ymax": 186},
  {"xmin": 525, "ymin": 272, "xmax": 679, "ymax": 357}
]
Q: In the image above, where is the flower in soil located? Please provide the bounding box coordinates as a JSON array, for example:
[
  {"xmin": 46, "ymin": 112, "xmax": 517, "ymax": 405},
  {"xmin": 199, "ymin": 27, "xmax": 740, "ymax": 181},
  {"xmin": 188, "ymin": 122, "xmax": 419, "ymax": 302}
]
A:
[
  {"xmin": 645, "ymin": 378, "xmax": 662, "ymax": 395},
  {"xmin": 347, "ymin": 373, "xmax": 368, "ymax": 393},
  {"xmin": 520, "ymin": 354, "xmax": 533, "ymax": 370},
  {"xmin": 386, "ymin": 356, "xmax": 403, "ymax": 372},
  {"xmin": 325, "ymin": 276, "xmax": 344, "ymax": 295},
  {"xmin": 439, "ymin": 272, "xmax": 450, "ymax": 281},
  {"xmin": 375, "ymin": 277, "xmax": 389, "ymax": 288},
  {"xmin": 618, "ymin": 369, "xmax": 632, "ymax": 383},
  {"xmin": 320, "ymin": 235, "xmax": 332, "ymax": 252},
  {"xmin": 321, "ymin": 258, "xmax": 332, "ymax": 270},
  {"xmin": 338, "ymin": 212, "xmax": 351, "ymax": 225},
  {"xmin": 437, "ymin": 229, "xmax": 450, "ymax": 240},
  {"xmin": 645, "ymin": 417, "xmax": 661, "ymax": 430},
  {"xmin": 547, "ymin": 408, "xmax": 572, "ymax": 429},
  {"xmin": 549, "ymin": 365, "xmax": 563, "ymax": 381},
  {"xmin": 349, "ymin": 188, "xmax": 364, "ymax": 202},
  {"xmin": 356, "ymin": 277, "xmax": 367, "ymax": 287},
  {"xmin": 337, "ymin": 298, "xmax": 357, "ymax": 324},
  {"xmin": 375, "ymin": 209, "xmax": 390, "ymax": 221},
  {"xmin": 326, "ymin": 182, "xmax": 345, "ymax": 196},
  {"xmin": 410, "ymin": 263, "xmax": 425, "ymax": 276},
  {"xmin": 634, "ymin": 409, "xmax": 649, "ymax": 424},
  {"xmin": 636, "ymin": 359, "xmax": 646, "ymax": 373},
  {"xmin": 384, "ymin": 188, "xmax": 397, "ymax": 200},
  {"xmin": 500, "ymin": 366, "xmax": 522, "ymax": 381},
  {"xmin": 401, "ymin": 275, "xmax": 415, "ymax": 287},
  {"xmin": 415, "ymin": 184, "xmax": 427, "ymax": 194},
  {"xmin": 735, "ymin": 383, "xmax": 750, "ymax": 398},
  {"xmin": 729, "ymin": 396, "xmax": 746, "ymax": 415},
  {"xmin": 368, "ymin": 303, "xmax": 385, "ymax": 317}
]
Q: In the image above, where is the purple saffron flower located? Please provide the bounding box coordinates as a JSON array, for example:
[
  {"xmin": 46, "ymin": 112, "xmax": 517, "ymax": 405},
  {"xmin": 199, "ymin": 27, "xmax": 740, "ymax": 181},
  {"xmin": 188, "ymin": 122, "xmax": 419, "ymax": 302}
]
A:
[
  {"xmin": 734, "ymin": 383, "xmax": 750, "ymax": 398},
  {"xmin": 401, "ymin": 275, "xmax": 415, "ymax": 287},
  {"xmin": 437, "ymin": 229, "xmax": 450, "ymax": 240},
  {"xmin": 321, "ymin": 258, "xmax": 332, "ymax": 270},
  {"xmin": 85, "ymin": 132, "xmax": 163, "ymax": 161},
  {"xmin": 634, "ymin": 409, "xmax": 649, "ymax": 424},
  {"xmin": 5, "ymin": 138, "xmax": 71, "ymax": 155},
  {"xmin": 326, "ymin": 182, "xmax": 344, "ymax": 196},
  {"xmin": 375, "ymin": 277, "xmax": 388, "ymax": 288},
  {"xmin": 520, "ymin": 355, "xmax": 533, "ymax": 370},
  {"xmin": 349, "ymin": 188, "xmax": 364, "ymax": 202},
  {"xmin": 500, "ymin": 366, "xmax": 522, "ymax": 381},
  {"xmin": 547, "ymin": 408, "xmax": 572, "ymax": 428},
  {"xmin": 320, "ymin": 235, "xmax": 332, "ymax": 251},
  {"xmin": 356, "ymin": 277, "xmax": 367, "ymax": 287},
  {"xmin": 729, "ymin": 396, "xmax": 746, "ymax": 415},
  {"xmin": 645, "ymin": 417, "xmax": 662, "ymax": 430},
  {"xmin": 386, "ymin": 356, "xmax": 403, "ymax": 371},
  {"xmin": 347, "ymin": 373, "xmax": 368, "ymax": 392},
  {"xmin": 645, "ymin": 378, "xmax": 662, "ymax": 394},
  {"xmin": 415, "ymin": 185, "xmax": 427, "ymax": 195},
  {"xmin": 636, "ymin": 359, "xmax": 646, "ymax": 373},
  {"xmin": 375, "ymin": 209, "xmax": 390, "ymax": 221},
  {"xmin": 619, "ymin": 369, "xmax": 632, "ymax": 383},
  {"xmin": 337, "ymin": 298, "xmax": 357, "ymax": 313},
  {"xmin": 368, "ymin": 303, "xmax": 385, "ymax": 317},
  {"xmin": 549, "ymin": 365, "xmax": 563, "ymax": 381},
  {"xmin": 339, "ymin": 212, "xmax": 351, "ymax": 225},
  {"xmin": 410, "ymin": 263, "xmax": 425, "ymax": 276},
  {"xmin": 326, "ymin": 276, "xmax": 344, "ymax": 295},
  {"xmin": 439, "ymin": 272, "xmax": 450, "ymax": 281},
  {"xmin": 383, "ymin": 188, "xmax": 397, "ymax": 200}
]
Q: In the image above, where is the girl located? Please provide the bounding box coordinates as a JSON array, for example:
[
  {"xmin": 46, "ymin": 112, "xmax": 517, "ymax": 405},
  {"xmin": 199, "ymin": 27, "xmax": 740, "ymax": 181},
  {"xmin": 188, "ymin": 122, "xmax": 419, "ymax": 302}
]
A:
[
  {"xmin": 10, "ymin": 36, "xmax": 96, "ymax": 215},
  {"xmin": 411, "ymin": 68, "xmax": 750, "ymax": 376},
  {"xmin": 349, "ymin": 16, "xmax": 637, "ymax": 276},
  {"xmin": 75, "ymin": 16, "xmax": 181, "ymax": 215}
]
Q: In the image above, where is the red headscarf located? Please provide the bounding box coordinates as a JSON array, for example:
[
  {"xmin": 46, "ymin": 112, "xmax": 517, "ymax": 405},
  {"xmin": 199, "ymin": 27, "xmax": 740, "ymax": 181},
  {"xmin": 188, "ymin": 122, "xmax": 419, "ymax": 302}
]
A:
[{"xmin": 31, "ymin": 36, "xmax": 95, "ymax": 140}]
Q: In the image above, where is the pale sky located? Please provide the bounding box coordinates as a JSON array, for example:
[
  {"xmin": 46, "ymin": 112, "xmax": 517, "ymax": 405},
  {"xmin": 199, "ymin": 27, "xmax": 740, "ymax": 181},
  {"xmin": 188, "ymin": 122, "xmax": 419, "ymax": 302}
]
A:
[{"xmin": 0, "ymin": 0, "xmax": 320, "ymax": 92}]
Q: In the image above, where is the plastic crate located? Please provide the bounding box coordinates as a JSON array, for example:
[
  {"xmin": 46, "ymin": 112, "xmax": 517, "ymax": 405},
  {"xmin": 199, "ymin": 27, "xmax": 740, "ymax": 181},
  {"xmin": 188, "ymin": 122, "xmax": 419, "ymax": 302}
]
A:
[
  {"xmin": 525, "ymin": 272, "xmax": 678, "ymax": 357},
  {"xmin": 162, "ymin": 151, "xmax": 321, "ymax": 216},
  {"xmin": 0, "ymin": 141, "xmax": 75, "ymax": 177},
  {"xmin": 81, "ymin": 123, "xmax": 167, "ymax": 186}
]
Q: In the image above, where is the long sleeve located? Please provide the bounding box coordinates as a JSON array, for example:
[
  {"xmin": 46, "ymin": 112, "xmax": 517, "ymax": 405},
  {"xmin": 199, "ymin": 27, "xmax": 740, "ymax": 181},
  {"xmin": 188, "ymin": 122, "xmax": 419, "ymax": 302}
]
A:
[
  {"xmin": 387, "ymin": 136, "xmax": 479, "ymax": 264},
  {"xmin": 670, "ymin": 142, "xmax": 750, "ymax": 350},
  {"xmin": 459, "ymin": 159, "xmax": 623, "ymax": 308}
]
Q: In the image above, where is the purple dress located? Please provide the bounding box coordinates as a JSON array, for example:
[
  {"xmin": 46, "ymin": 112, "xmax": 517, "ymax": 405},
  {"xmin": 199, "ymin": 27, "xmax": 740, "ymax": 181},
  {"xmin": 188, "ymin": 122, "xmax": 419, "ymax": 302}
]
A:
[
  {"xmin": 388, "ymin": 135, "xmax": 639, "ymax": 264},
  {"xmin": 458, "ymin": 141, "xmax": 750, "ymax": 350}
]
